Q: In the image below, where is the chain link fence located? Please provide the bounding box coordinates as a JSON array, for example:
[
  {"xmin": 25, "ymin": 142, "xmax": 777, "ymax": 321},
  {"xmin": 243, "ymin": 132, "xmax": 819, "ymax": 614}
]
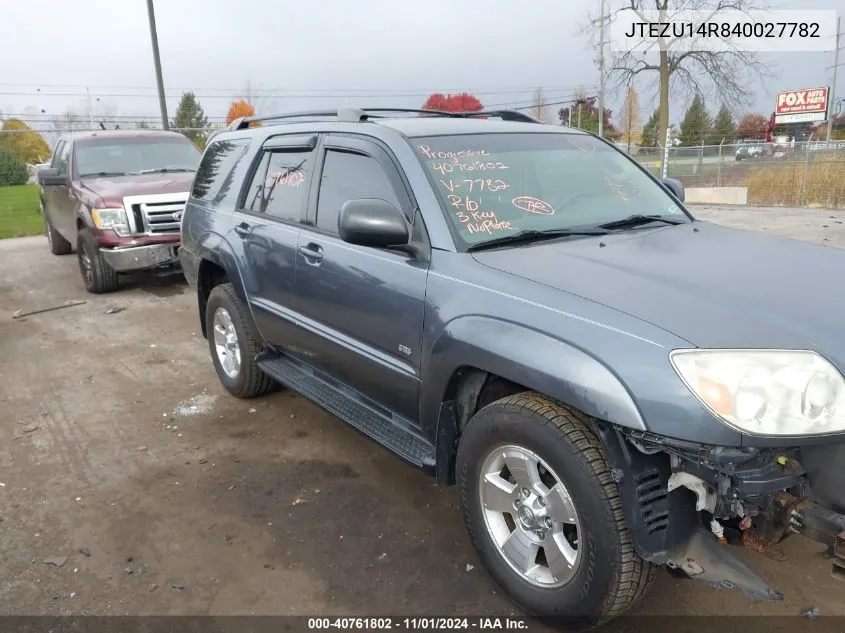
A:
[{"xmin": 630, "ymin": 140, "xmax": 845, "ymax": 208}]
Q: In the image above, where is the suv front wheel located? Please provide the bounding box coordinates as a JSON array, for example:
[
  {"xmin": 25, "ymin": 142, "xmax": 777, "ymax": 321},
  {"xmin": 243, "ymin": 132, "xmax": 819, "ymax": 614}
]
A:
[
  {"xmin": 205, "ymin": 283, "xmax": 275, "ymax": 398},
  {"xmin": 456, "ymin": 393, "xmax": 655, "ymax": 630}
]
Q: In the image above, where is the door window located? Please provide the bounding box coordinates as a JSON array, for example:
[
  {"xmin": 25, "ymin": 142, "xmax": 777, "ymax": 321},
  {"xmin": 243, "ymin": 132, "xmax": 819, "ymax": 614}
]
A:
[
  {"xmin": 243, "ymin": 149, "xmax": 312, "ymax": 223},
  {"xmin": 315, "ymin": 150, "xmax": 403, "ymax": 235},
  {"xmin": 54, "ymin": 142, "xmax": 71, "ymax": 175}
]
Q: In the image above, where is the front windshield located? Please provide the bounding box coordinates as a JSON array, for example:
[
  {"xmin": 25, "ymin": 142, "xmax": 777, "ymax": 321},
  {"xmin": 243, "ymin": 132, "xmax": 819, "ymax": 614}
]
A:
[
  {"xmin": 411, "ymin": 132, "xmax": 688, "ymax": 247},
  {"xmin": 75, "ymin": 137, "xmax": 201, "ymax": 178}
]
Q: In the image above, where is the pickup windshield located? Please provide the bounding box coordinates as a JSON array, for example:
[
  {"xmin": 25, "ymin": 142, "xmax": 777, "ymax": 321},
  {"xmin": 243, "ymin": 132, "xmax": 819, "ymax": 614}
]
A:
[
  {"xmin": 76, "ymin": 137, "xmax": 201, "ymax": 178},
  {"xmin": 411, "ymin": 132, "xmax": 689, "ymax": 248}
]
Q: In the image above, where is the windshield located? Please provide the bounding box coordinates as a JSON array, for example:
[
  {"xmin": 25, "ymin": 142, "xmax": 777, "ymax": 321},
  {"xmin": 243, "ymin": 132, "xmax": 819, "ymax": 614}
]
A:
[
  {"xmin": 411, "ymin": 132, "xmax": 689, "ymax": 248},
  {"xmin": 75, "ymin": 137, "xmax": 201, "ymax": 178}
]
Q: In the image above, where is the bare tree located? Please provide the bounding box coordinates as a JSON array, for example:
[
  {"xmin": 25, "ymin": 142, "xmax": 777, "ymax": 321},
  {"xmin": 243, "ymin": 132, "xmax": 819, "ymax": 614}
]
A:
[
  {"xmin": 593, "ymin": 0, "xmax": 773, "ymax": 151},
  {"xmin": 51, "ymin": 109, "xmax": 88, "ymax": 133},
  {"xmin": 239, "ymin": 80, "xmax": 276, "ymax": 115},
  {"xmin": 619, "ymin": 85, "xmax": 641, "ymax": 152},
  {"xmin": 529, "ymin": 87, "xmax": 552, "ymax": 123}
]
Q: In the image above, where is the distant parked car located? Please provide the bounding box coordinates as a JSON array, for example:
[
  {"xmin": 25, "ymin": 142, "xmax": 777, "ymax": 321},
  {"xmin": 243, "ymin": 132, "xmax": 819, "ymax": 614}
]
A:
[{"xmin": 37, "ymin": 130, "xmax": 202, "ymax": 293}]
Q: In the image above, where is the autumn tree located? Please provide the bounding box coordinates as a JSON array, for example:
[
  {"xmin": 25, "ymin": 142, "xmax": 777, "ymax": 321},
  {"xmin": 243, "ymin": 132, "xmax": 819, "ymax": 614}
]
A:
[
  {"xmin": 226, "ymin": 99, "xmax": 259, "ymax": 126},
  {"xmin": 678, "ymin": 95, "xmax": 712, "ymax": 146},
  {"xmin": 0, "ymin": 119, "xmax": 51, "ymax": 164},
  {"xmin": 736, "ymin": 113, "xmax": 768, "ymax": 140},
  {"xmin": 558, "ymin": 92, "xmax": 621, "ymax": 140},
  {"xmin": 529, "ymin": 87, "xmax": 552, "ymax": 123},
  {"xmin": 172, "ymin": 92, "xmax": 209, "ymax": 146},
  {"xmin": 711, "ymin": 104, "xmax": 736, "ymax": 144},
  {"xmin": 594, "ymin": 0, "xmax": 772, "ymax": 153},
  {"xmin": 421, "ymin": 93, "xmax": 484, "ymax": 112},
  {"xmin": 619, "ymin": 86, "xmax": 641, "ymax": 152}
]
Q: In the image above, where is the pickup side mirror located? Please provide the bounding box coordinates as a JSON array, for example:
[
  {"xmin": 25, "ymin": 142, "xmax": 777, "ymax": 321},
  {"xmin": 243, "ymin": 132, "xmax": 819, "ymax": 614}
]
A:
[
  {"xmin": 338, "ymin": 198, "xmax": 409, "ymax": 248},
  {"xmin": 38, "ymin": 167, "xmax": 70, "ymax": 187},
  {"xmin": 662, "ymin": 177, "xmax": 685, "ymax": 203}
]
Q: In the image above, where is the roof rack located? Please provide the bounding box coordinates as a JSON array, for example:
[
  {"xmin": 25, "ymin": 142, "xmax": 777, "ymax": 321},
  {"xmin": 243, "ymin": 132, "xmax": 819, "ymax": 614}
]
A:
[{"xmin": 225, "ymin": 107, "xmax": 540, "ymax": 131}]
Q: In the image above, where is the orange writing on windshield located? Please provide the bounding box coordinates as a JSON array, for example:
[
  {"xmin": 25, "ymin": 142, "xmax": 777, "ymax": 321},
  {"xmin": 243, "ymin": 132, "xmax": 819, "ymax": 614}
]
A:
[{"xmin": 512, "ymin": 196, "xmax": 554, "ymax": 215}]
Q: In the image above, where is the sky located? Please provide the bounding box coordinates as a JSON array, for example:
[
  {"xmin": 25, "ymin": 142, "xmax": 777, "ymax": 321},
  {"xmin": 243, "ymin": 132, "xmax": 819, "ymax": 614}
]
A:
[{"xmin": 0, "ymin": 0, "xmax": 841, "ymax": 135}]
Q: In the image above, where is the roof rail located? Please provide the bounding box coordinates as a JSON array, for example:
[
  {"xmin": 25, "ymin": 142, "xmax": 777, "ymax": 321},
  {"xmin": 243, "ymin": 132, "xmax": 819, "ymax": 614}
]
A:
[{"xmin": 223, "ymin": 107, "xmax": 542, "ymax": 132}]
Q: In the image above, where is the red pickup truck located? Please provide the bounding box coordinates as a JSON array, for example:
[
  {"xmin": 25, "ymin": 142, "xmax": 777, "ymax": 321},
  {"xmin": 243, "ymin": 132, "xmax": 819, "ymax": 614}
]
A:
[{"xmin": 38, "ymin": 129, "xmax": 202, "ymax": 293}]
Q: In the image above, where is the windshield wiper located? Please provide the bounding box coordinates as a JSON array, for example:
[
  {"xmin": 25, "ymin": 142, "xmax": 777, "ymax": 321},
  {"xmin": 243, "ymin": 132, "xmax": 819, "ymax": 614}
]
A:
[
  {"xmin": 137, "ymin": 167, "xmax": 196, "ymax": 174},
  {"xmin": 467, "ymin": 228, "xmax": 608, "ymax": 252},
  {"xmin": 79, "ymin": 171, "xmax": 127, "ymax": 178},
  {"xmin": 598, "ymin": 214, "xmax": 686, "ymax": 231}
]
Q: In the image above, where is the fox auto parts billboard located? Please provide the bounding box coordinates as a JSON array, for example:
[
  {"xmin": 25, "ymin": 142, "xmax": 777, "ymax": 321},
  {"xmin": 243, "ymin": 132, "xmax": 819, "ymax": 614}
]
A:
[{"xmin": 775, "ymin": 87, "xmax": 830, "ymax": 124}]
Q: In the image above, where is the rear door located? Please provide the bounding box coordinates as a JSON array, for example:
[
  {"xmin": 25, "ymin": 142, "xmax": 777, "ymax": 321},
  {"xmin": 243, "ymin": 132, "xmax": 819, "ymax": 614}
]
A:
[
  {"xmin": 292, "ymin": 134, "xmax": 430, "ymax": 422},
  {"xmin": 232, "ymin": 134, "xmax": 317, "ymax": 352}
]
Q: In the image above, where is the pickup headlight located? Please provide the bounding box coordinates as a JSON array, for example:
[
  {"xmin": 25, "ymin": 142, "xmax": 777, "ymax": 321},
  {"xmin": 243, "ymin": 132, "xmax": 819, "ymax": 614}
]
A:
[
  {"xmin": 670, "ymin": 349, "xmax": 845, "ymax": 436},
  {"xmin": 91, "ymin": 208, "xmax": 130, "ymax": 237}
]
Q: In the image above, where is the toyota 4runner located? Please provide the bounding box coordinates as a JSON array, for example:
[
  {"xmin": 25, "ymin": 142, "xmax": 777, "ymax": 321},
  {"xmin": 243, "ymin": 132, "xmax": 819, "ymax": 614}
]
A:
[
  {"xmin": 38, "ymin": 129, "xmax": 201, "ymax": 293},
  {"xmin": 179, "ymin": 108, "xmax": 845, "ymax": 629}
]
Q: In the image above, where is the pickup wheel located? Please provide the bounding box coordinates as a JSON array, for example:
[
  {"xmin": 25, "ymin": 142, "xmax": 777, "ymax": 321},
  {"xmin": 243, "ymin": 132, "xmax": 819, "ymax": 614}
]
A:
[
  {"xmin": 205, "ymin": 283, "xmax": 274, "ymax": 399},
  {"xmin": 456, "ymin": 393, "xmax": 655, "ymax": 630},
  {"xmin": 44, "ymin": 212, "xmax": 72, "ymax": 255},
  {"xmin": 77, "ymin": 228, "xmax": 119, "ymax": 293}
]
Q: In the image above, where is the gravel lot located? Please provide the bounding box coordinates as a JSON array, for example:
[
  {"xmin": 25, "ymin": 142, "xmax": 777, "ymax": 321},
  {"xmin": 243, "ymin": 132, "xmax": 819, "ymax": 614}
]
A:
[{"xmin": 2, "ymin": 205, "xmax": 845, "ymax": 626}]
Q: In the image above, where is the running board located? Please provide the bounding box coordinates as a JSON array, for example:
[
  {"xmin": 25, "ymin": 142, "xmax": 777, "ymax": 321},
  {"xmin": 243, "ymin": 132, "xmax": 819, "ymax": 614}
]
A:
[{"xmin": 258, "ymin": 354, "xmax": 436, "ymax": 473}]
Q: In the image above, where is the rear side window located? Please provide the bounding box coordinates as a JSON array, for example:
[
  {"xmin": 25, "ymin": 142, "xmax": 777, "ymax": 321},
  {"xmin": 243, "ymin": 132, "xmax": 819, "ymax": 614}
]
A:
[
  {"xmin": 243, "ymin": 149, "xmax": 312, "ymax": 222},
  {"xmin": 315, "ymin": 150, "xmax": 402, "ymax": 235},
  {"xmin": 191, "ymin": 138, "xmax": 251, "ymax": 205}
]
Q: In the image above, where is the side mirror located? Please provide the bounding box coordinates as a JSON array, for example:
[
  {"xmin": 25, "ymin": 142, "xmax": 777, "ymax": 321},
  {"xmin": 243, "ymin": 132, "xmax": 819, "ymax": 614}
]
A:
[
  {"xmin": 39, "ymin": 167, "xmax": 69, "ymax": 187},
  {"xmin": 662, "ymin": 177, "xmax": 685, "ymax": 203},
  {"xmin": 338, "ymin": 198, "xmax": 409, "ymax": 248}
]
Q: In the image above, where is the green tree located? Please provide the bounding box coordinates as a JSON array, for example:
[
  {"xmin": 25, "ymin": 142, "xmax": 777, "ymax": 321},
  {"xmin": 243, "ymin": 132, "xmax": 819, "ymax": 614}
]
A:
[
  {"xmin": 0, "ymin": 119, "xmax": 51, "ymax": 164},
  {"xmin": 711, "ymin": 105, "xmax": 736, "ymax": 144},
  {"xmin": 0, "ymin": 149, "xmax": 28, "ymax": 186},
  {"xmin": 678, "ymin": 95, "xmax": 713, "ymax": 146},
  {"xmin": 171, "ymin": 92, "xmax": 209, "ymax": 146},
  {"xmin": 640, "ymin": 109, "xmax": 660, "ymax": 150},
  {"xmin": 136, "ymin": 120, "xmax": 152, "ymax": 129}
]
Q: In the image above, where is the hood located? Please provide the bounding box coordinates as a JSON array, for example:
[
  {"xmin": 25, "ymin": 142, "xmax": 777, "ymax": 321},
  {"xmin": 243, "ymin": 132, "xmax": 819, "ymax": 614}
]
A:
[
  {"xmin": 79, "ymin": 172, "xmax": 194, "ymax": 207},
  {"xmin": 472, "ymin": 221, "xmax": 845, "ymax": 361}
]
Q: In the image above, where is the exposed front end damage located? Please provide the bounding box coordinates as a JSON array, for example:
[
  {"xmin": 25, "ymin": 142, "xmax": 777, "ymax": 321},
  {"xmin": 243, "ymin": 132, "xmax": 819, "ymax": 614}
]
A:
[{"xmin": 596, "ymin": 421, "xmax": 845, "ymax": 600}]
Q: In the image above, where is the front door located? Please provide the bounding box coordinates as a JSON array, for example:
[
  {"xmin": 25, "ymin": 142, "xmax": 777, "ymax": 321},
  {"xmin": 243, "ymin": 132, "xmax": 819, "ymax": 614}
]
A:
[
  {"xmin": 233, "ymin": 134, "xmax": 316, "ymax": 354},
  {"xmin": 44, "ymin": 140, "xmax": 74, "ymax": 240},
  {"xmin": 293, "ymin": 135, "xmax": 430, "ymax": 422}
]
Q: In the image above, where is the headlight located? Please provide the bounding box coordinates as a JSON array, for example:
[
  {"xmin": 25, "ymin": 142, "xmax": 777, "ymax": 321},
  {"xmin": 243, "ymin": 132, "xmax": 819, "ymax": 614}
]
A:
[
  {"xmin": 91, "ymin": 208, "xmax": 130, "ymax": 237},
  {"xmin": 670, "ymin": 349, "xmax": 845, "ymax": 436}
]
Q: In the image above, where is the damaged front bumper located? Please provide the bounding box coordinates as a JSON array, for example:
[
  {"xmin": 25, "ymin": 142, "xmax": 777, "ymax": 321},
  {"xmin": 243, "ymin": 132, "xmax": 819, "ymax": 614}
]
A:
[{"xmin": 596, "ymin": 422, "xmax": 845, "ymax": 601}]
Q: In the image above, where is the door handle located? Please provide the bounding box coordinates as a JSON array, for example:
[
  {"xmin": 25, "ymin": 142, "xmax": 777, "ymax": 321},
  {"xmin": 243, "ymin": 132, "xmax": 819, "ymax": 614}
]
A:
[
  {"xmin": 298, "ymin": 243, "xmax": 324, "ymax": 265},
  {"xmin": 233, "ymin": 222, "xmax": 251, "ymax": 238}
]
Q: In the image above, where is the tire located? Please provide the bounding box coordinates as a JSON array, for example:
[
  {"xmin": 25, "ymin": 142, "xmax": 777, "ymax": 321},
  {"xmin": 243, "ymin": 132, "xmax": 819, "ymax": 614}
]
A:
[
  {"xmin": 456, "ymin": 393, "xmax": 656, "ymax": 630},
  {"xmin": 44, "ymin": 212, "xmax": 72, "ymax": 255},
  {"xmin": 205, "ymin": 283, "xmax": 275, "ymax": 399},
  {"xmin": 77, "ymin": 228, "xmax": 119, "ymax": 294}
]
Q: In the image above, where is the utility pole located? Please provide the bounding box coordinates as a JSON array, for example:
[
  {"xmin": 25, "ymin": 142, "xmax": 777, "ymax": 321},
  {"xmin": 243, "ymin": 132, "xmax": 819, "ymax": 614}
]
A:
[
  {"xmin": 826, "ymin": 16, "xmax": 842, "ymax": 143},
  {"xmin": 598, "ymin": 0, "xmax": 606, "ymax": 138},
  {"xmin": 85, "ymin": 87, "xmax": 94, "ymax": 128},
  {"xmin": 146, "ymin": 0, "xmax": 169, "ymax": 130}
]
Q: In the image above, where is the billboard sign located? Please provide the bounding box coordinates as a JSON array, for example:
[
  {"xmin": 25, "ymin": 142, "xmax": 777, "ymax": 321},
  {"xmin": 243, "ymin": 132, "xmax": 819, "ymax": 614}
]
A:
[{"xmin": 775, "ymin": 87, "xmax": 830, "ymax": 124}]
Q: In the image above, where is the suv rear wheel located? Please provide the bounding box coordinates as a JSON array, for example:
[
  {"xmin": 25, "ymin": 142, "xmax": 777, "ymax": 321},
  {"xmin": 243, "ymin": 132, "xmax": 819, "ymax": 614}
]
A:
[
  {"xmin": 205, "ymin": 283, "xmax": 275, "ymax": 398},
  {"xmin": 44, "ymin": 212, "xmax": 72, "ymax": 255},
  {"xmin": 456, "ymin": 393, "xmax": 655, "ymax": 630},
  {"xmin": 77, "ymin": 228, "xmax": 119, "ymax": 293}
]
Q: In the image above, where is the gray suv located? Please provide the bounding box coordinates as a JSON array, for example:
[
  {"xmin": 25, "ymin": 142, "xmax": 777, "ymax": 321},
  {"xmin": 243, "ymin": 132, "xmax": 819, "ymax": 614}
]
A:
[{"xmin": 179, "ymin": 108, "xmax": 845, "ymax": 629}]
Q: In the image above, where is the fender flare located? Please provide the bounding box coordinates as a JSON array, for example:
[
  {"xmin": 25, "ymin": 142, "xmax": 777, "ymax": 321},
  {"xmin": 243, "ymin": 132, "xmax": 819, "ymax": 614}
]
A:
[
  {"xmin": 194, "ymin": 233, "xmax": 256, "ymax": 338},
  {"xmin": 422, "ymin": 316, "xmax": 647, "ymax": 436}
]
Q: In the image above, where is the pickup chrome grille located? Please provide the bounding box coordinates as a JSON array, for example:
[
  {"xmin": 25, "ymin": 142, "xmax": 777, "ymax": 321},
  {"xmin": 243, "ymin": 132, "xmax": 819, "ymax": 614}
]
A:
[{"xmin": 122, "ymin": 193, "xmax": 188, "ymax": 236}]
